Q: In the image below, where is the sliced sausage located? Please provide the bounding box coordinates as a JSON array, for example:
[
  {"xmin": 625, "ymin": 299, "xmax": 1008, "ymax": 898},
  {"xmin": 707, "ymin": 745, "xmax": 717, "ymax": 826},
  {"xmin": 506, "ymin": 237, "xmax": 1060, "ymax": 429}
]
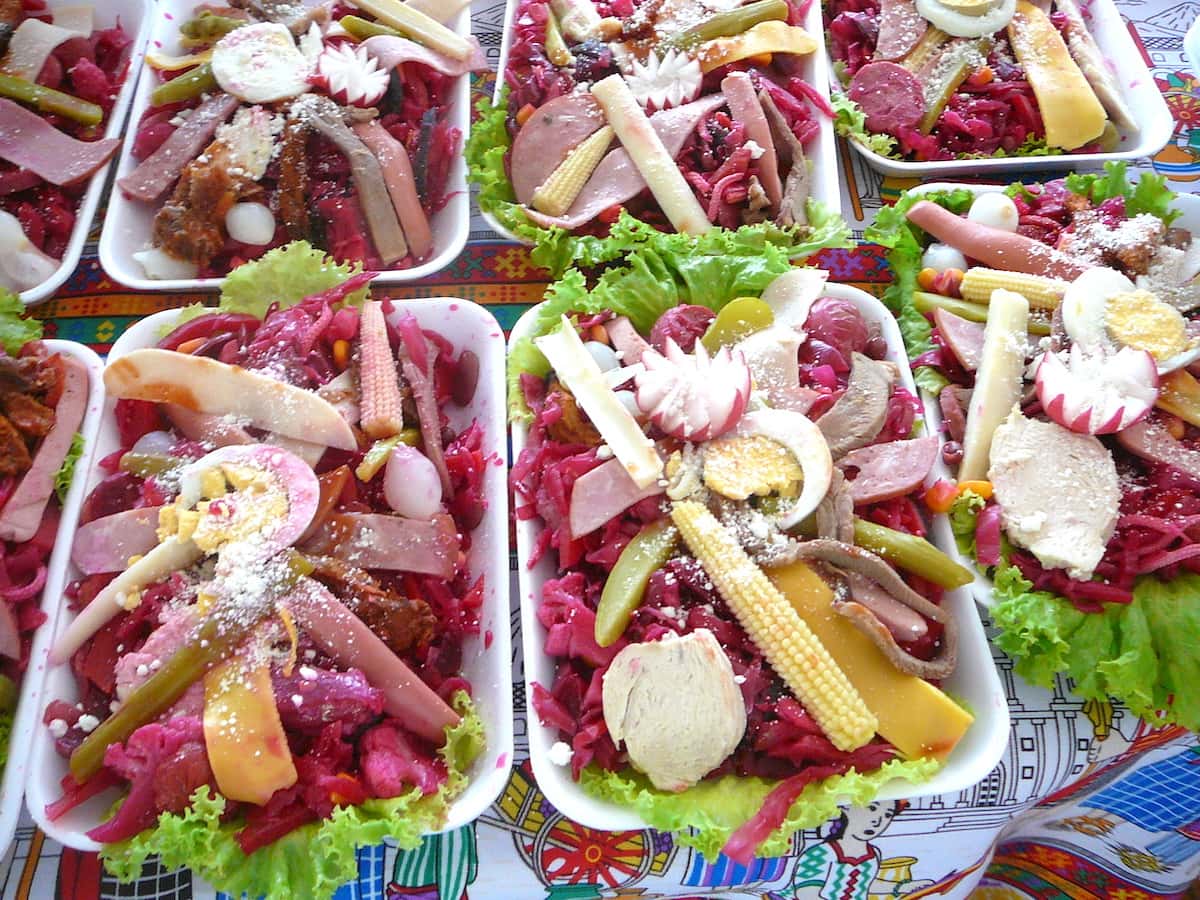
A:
[
  {"xmin": 847, "ymin": 62, "xmax": 924, "ymax": 135},
  {"xmin": 838, "ymin": 436, "xmax": 939, "ymax": 505},
  {"xmin": 510, "ymin": 93, "xmax": 606, "ymax": 205},
  {"xmin": 875, "ymin": 0, "xmax": 927, "ymax": 60}
]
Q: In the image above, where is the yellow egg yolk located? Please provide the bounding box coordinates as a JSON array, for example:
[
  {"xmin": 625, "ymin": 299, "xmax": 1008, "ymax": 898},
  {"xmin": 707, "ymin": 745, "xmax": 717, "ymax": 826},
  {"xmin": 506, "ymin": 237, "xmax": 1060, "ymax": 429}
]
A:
[
  {"xmin": 157, "ymin": 462, "xmax": 288, "ymax": 551},
  {"xmin": 1105, "ymin": 290, "xmax": 1192, "ymax": 361}
]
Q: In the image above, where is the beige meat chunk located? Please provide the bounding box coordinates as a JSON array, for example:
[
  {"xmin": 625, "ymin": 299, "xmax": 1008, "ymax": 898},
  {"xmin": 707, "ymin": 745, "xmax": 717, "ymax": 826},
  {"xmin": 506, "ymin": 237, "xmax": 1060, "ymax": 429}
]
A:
[
  {"xmin": 988, "ymin": 408, "xmax": 1120, "ymax": 581},
  {"xmin": 602, "ymin": 629, "xmax": 746, "ymax": 792}
]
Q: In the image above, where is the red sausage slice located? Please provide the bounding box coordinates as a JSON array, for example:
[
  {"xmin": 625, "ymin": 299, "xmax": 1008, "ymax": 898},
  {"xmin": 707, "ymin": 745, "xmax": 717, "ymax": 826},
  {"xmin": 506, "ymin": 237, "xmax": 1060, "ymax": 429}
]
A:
[
  {"xmin": 847, "ymin": 62, "xmax": 924, "ymax": 135},
  {"xmin": 837, "ymin": 436, "xmax": 940, "ymax": 505},
  {"xmin": 875, "ymin": 0, "xmax": 927, "ymax": 61}
]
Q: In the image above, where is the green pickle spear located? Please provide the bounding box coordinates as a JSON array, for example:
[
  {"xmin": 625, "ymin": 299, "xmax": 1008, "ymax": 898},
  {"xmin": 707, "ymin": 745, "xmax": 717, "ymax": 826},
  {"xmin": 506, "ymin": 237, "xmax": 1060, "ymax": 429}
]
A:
[
  {"xmin": 150, "ymin": 63, "xmax": 217, "ymax": 107},
  {"xmin": 594, "ymin": 519, "xmax": 678, "ymax": 647},
  {"xmin": 339, "ymin": 15, "xmax": 405, "ymax": 40},
  {"xmin": 853, "ymin": 519, "xmax": 973, "ymax": 589},
  {"xmin": 700, "ymin": 297, "xmax": 774, "ymax": 353},
  {"xmin": 0, "ymin": 675, "xmax": 16, "ymax": 714},
  {"xmin": 667, "ymin": 0, "xmax": 790, "ymax": 49},
  {"xmin": 69, "ymin": 554, "xmax": 314, "ymax": 782},
  {"xmin": 0, "ymin": 75, "xmax": 103, "ymax": 126}
]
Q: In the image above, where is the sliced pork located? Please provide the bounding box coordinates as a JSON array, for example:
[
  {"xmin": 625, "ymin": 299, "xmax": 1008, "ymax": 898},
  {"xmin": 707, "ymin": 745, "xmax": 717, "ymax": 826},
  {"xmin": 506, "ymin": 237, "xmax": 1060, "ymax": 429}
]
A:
[{"xmin": 816, "ymin": 352, "xmax": 895, "ymax": 458}]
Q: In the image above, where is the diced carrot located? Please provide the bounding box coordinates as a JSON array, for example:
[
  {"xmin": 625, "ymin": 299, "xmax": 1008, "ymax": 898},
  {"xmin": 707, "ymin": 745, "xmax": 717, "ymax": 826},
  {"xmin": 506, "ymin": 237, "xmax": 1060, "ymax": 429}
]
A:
[
  {"xmin": 589, "ymin": 325, "xmax": 609, "ymax": 344},
  {"xmin": 515, "ymin": 103, "xmax": 537, "ymax": 126},
  {"xmin": 957, "ymin": 479, "xmax": 993, "ymax": 500},
  {"xmin": 745, "ymin": 52, "xmax": 773, "ymax": 66},
  {"xmin": 175, "ymin": 337, "xmax": 206, "ymax": 355},
  {"xmin": 917, "ymin": 267, "xmax": 939, "ymax": 292},
  {"xmin": 924, "ymin": 479, "xmax": 960, "ymax": 514},
  {"xmin": 332, "ymin": 338, "xmax": 351, "ymax": 371},
  {"xmin": 967, "ymin": 65, "xmax": 994, "ymax": 86}
]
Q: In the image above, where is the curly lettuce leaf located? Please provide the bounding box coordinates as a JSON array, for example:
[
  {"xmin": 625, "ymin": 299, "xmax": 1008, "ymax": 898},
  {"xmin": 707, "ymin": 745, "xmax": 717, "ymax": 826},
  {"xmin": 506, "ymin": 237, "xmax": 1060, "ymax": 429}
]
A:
[
  {"xmin": 865, "ymin": 188, "xmax": 975, "ymax": 365},
  {"xmin": 0, "ymin": 289, "xmax": 42, "ymax": 356},
  {"xmin": 1064, "ymin": 161, "xmax": 1181, "ymax": 226},
  {"xmin": 53, "ymin": 432, "xmax": 85, "ymax": 503},
  {"xmin": 947, "ymin": 489, "xmax": 986, "ymax": 558},
  {"xmin": 102, "ymin": 693, "xmax": 483, "ymax": 900},
  {"xmin": 468, "ymin": 89, "xmax": 851, "ymax": 277},
  {"xmin": 219, "ymin": 241, "xmax": 368, "ymax": 318},
  {"xmin": 506, "ymin": 218, "xmax": 837, "ymax": 418},
  {"xmin": 0, "ymin": 707, "xmax": 11, "ymax": 770},
  {"xmin": 992, "ymin": 569, "xmax": 1200, "ymax": 730},
  {"xmin": 831, "ymin": 94, "xmax": 898, "ymax": 158},
  {"xmin": 580, "ymin": 757, "xmax": 939, "ymax": 861}
]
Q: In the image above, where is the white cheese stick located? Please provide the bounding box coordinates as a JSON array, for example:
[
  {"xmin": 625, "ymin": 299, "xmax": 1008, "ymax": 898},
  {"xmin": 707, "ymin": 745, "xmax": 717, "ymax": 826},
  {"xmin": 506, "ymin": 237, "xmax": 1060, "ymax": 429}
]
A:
[
  {"xmin": 535, "ymin": 316, "xmax": 664, "ymax": 489},
  {"xmin": 349, "ymin": 0, "xmax": 473, "ymax": 60},
  {"xmin": 959, "ymin": 288, "xmax": 1030, "ymax": 481},
  {"xmin": 590, "ymin": 75, "xmax": 712, "ymax": 236}
]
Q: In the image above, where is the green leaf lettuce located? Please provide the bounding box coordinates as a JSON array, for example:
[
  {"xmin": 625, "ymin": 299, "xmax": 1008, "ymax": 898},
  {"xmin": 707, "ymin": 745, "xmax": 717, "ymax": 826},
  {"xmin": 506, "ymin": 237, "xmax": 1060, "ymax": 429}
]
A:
[
  {"xmin": 0, "ymin": 289, "xmax": 43, "ymax": 356},
  {"xmin": 580, "ymin": 756, "xmax": 939, "ymax": 861},
  {"xmin": 53, "ymin": 432, "xmax": 85, "ymax": 503},
  {"xmin": 102, "ymin": 692, "xmax": 484, "ymax": 900}
]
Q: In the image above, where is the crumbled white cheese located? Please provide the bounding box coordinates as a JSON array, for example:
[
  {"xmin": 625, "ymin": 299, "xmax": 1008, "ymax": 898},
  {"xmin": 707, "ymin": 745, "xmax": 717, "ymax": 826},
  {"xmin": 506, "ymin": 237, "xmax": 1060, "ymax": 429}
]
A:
[
  {"xmin": 77, "ymin": 714, "xmax": 101, "ymax": 734},
  {"xmin": 48, "ymin": 719, "xmax": 68, "ymax": 739},
  {"xmin": 548, "ymin": 741, "xmax": 574, "ymax": 767}
]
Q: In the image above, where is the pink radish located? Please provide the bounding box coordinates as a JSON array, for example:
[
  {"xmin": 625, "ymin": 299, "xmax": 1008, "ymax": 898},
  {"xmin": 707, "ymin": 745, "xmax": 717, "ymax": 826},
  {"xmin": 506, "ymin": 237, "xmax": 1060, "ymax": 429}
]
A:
[
  {"xmin": 1036, "ymin": 345, "xmax": 1159, "ymax": 435},
  {"xmin": 634, "ymin": 340, "xmax": 751, "ymax": 441},
  {"xmin": 311, "ymin": 44, "xmax": 389, "ymax": 108}
]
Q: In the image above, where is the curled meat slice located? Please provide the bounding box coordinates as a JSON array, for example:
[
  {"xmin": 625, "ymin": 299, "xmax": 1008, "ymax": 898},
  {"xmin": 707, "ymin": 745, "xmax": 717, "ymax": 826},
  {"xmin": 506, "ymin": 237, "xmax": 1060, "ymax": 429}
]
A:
[
  {"xmin": 816, "ymin": 352, "xmax": 895, "ymax": 458},
  {"xmin": 815, "ymin": 468, "xmax": 854, "ymax": 543},
  {"xmin": 307, "ymin": 555, "xmax": 437, "ymax": 656},
  {"xmin": 779, "ymin": 539, "xmax": 958, "ymax": 679}
]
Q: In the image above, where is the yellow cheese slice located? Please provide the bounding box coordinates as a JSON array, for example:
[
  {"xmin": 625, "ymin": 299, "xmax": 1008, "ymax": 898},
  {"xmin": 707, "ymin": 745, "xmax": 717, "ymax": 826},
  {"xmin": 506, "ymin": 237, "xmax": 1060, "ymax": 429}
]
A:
[
  {"xmin": 1007, "ymin": 0, "xmax": 1106, "ymax": 150},
  {"xmin": 770, "ymin": 562, "xmax": 973, "ymax": 762}
]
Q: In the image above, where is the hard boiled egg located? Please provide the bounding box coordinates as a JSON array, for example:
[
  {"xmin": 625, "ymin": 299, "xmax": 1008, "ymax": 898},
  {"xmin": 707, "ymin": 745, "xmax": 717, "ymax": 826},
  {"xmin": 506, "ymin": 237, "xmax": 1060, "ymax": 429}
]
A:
[
  {"xmin": 1062, "ymin": 267, "xmax": 1200, "ymax": 373},
  {"xmin": 914, "ymin": 0, "xmax": 1015, "ymax": 38}
]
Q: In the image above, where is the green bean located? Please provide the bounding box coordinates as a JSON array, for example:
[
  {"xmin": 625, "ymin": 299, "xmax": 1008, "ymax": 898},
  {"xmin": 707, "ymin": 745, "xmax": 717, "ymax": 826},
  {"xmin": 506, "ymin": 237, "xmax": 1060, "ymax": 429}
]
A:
[
  {"xmin": 666, "ymin": 0, "xmax": 790, "ymax": 49},
  {"xmin": 595, "ymin": 520, "xmax": 678, "ymax": 647},
  {"xmin": 339, "ymin": 15, "xmax": 404, "ymax": 41},
  {"xmin": 0, "ymin": 74, "xmax": 102, "ymax": 126},
  {"xmin": 0, "ymin": 675, "xmax": 16, "ymax": 714},
  {"xmin": 69, "ymin": 553, "xmax": 314, "ymax": 782},
  {"xmin": 852, "ymin": 519, "xmax": 973, "ymax": 589},
  {"xmin": 150, "ymin": 63, "xmax": 217, "ymax": 107}
]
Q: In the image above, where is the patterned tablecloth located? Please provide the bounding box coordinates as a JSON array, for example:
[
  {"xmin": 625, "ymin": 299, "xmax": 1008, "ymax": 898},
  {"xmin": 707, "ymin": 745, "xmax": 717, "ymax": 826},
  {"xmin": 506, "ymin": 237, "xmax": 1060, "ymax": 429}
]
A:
[{"xmin": 6, "ymin": 1, "xmax": 1200, "ymax": 897}]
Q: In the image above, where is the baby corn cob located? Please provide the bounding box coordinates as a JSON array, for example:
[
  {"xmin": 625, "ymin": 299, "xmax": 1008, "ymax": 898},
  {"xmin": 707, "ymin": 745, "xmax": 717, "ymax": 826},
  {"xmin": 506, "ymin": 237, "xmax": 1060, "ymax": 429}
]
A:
[
  {"xmin": 531, "ymin": 125, "xmax": 614, "ymax": 217},
  {"xmin": 959, "ymin": 267, "xmax": 1068, "ymax": 310},
  {"xmin": 358, "ymin": 300, "xmax": 405, "ymax": 440},
  {"xmin": 670, "ymin": 501, "xmax": 878, "ymax": 752}
]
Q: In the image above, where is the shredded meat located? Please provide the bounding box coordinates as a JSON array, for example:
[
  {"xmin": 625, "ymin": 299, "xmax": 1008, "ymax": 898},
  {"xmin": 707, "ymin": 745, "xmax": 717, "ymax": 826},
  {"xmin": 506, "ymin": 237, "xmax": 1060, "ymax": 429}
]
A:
[
  {"xmin": 1, "ymin": 392, "xmax": 54, "ymax": 437},
  {"xmin": 276, "ymin": 119, "xmax": 310, "ymax": 240},
  {"xmin": 0, "ymin": 415, "xmax": 30, "ymax": 477},
  {"xmin": 307, "ymin": 556, "xmax": 437, "ymax": 656},
  {"xmin": 545, "ymin": 379, "xmax": 601, "ymax": 445},
  {"xmin": 151, "ymin": 142, "xmax": 261, "ymax": 267}
]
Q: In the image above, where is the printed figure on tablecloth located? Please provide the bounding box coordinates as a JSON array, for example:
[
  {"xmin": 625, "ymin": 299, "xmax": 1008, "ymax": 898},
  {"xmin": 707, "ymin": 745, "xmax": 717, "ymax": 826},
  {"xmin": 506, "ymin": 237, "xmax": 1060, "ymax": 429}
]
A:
[
  {"xmin": 385, "ymin": 826, "xmax": 479, "ymax": 900},
  {"xmin": 779, "ymin": 800, "xmax": 934, "ymax": 900}
]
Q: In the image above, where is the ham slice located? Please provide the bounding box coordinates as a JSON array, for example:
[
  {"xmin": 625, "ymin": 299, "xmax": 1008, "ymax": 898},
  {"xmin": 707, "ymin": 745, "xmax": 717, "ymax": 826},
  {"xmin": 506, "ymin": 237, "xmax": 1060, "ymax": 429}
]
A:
[
  {"xmin": 163, "ymin": 403, "xmax": 254, "ymax": 446},
  {"xmin": 301, "ymin": 512, "xmax": 460, "ymax": 577},
  {"xmin": 353, "ymin": 120, "xmax": 434, "ymax": 261},
  {"xmin": 932, "ymin": 307, "xmax": 985, "ymax": 371},
  {"xmin": 71, "ymin": 507, "xmax": 164, "ymax": 575},
  {"xmin": 569, "ymin": 457, "xmax": 664, "ymax": 538},
  {"xmin": 1116, "ymin": 419, "xmax": 1200, "ymax": 481},
  {"xmin": 837, "ymin": 436, "xmax": 939, "ymax": 504},
  {"xmin": 511, "ymin": 93, "xmax": 606, "ymax": 205},
  {"xmin": 361, "ymin": 34, "xmax": 487, "ymax": 78},
  {"xmin": 290, "ymin": 579, "xmax": 459, "ymax": 743},
  {"xmin": 0, "ymin": 354, "xmax": 88, "ymax": 543},
  {"xmin": 0, "ymin": 99, "xmax": 119, "ymax": 187},
  {"xmin": 1, "ymin": 18, "xmax": 80, "ymax": 80},
  {"xmin": 721, "ymin": 72, "xmax": 781, "ymax": 211},
  {"xmin": 118, "ymin": 93, "xmax": 239, "ymax": 203},
  {"xmin": 524, "ymin": 93, "xmax": 728, "ymax": 231}
]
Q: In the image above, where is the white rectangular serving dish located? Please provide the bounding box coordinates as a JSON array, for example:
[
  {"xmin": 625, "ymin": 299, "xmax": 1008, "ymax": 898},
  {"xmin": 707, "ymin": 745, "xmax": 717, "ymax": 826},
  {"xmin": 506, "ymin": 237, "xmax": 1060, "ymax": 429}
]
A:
[
  {"xmin": 0, "ymin": 340, "xmax": 106, "ymax": 855},
  {"xmin": 511, "ymin": 284, "xmax": 1011, "ymax": 832},
  {"xmin": 98, "ymin": 1, "xmax": 472, "ymax": 291},
  {"xmin": 911, "ymin": 183, "xmax": 1200, "ymax": 608},
  {"xmin": 17, "ymin": 0, "xmax": 152, "ymax": 307},
  {"xmin": 27, "ymin": 299, "xmax": 513, "ymax": 850},
  {"xmin": 836, "ymin": 0, "xmax": 1173, "ymax": 178},
  {"xmin": 480, "ymin": 0, "xmax": 842, "ymax": 242}
]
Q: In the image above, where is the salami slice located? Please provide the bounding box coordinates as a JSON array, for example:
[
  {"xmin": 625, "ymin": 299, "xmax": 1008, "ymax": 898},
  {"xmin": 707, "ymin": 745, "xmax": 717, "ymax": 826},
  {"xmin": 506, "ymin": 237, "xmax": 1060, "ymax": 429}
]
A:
[
  {"xmin": 875, "ymin": 0, "xmax": 927, "ymax": 60},
  {"xmin": 847, "ymin": 61, "xmax": 925, "ymax": 135}
]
